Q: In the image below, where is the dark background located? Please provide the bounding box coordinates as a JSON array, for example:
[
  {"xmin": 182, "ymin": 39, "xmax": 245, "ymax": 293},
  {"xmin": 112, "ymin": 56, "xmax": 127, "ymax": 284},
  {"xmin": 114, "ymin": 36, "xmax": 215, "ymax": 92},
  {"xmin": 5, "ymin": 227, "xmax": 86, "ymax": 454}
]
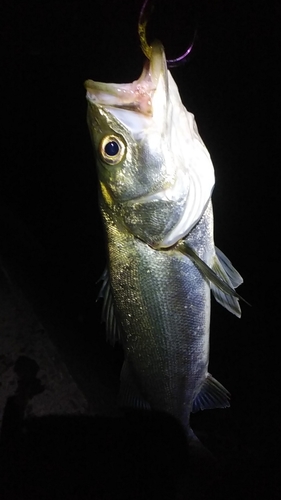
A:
[{"xmin": 0, "ymin": 0, "xmax": 279, "ymax": 498}]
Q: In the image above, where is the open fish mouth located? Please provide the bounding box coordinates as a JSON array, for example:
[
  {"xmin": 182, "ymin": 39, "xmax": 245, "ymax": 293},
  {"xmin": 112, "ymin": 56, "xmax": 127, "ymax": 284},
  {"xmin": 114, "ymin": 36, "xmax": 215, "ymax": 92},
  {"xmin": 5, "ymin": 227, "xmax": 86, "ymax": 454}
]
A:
[
  {"xmin": 85, "ymin": 40, "xmax": 215, "ymax": 248},
  {"xmin": 85, "ymin": 41, "xmax": 167, "ymax": 117}
]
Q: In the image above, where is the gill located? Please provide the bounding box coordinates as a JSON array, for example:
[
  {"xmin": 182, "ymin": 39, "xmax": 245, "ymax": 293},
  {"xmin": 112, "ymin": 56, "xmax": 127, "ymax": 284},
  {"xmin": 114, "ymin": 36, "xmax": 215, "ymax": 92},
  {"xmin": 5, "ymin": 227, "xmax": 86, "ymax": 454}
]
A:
[{"xmin": 138, "ymin": 1, "xmax": 249, "ymax": 307}]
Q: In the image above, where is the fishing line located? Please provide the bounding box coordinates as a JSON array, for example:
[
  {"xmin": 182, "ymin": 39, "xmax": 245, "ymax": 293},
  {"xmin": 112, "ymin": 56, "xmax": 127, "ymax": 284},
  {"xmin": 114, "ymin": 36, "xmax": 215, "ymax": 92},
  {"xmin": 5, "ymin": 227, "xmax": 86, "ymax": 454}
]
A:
[{"xmin": 138, "ymin": 0, "xmax": 196, "ymax": 67}]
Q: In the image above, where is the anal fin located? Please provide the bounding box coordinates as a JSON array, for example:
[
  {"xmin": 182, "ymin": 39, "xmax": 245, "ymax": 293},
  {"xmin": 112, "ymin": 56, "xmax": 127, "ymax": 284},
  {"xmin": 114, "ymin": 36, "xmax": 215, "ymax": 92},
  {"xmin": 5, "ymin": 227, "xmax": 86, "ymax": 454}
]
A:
[
  {"xmin": 192, "ymin": 373, "xmax": 230, "ymax": 413},
  {"xmin": 119, "ymin": 360, "xmax": 151, "ymax": 411}
]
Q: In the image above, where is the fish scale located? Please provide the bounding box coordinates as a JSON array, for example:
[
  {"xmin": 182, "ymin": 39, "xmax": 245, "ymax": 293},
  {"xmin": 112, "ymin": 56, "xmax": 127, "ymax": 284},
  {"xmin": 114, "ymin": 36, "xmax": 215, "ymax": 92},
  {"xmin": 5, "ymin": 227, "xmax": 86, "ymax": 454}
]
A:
[
  {"xmin": 101, "ymin": 197, "xmax": 212, "ymax": 435},
  {"xmin": 85, "ymin": 41, "xmax": 243, "ymax": 443}
]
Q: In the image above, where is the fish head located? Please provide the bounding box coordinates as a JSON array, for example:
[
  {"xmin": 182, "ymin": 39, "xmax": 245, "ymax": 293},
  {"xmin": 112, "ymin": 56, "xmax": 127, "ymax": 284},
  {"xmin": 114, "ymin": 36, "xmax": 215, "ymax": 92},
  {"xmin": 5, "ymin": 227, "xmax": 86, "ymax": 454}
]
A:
[{"xmin": 85, "ymin": 41, "xmax": 215, "ymax": 248}]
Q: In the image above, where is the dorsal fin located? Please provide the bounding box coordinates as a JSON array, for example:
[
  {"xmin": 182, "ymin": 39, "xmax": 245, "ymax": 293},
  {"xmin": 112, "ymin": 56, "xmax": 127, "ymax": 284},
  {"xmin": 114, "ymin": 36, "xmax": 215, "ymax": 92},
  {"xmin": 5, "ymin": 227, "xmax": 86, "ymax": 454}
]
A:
[{"xmin": 97, "ymin": 268, "xmax": 121, "ymax": 346}]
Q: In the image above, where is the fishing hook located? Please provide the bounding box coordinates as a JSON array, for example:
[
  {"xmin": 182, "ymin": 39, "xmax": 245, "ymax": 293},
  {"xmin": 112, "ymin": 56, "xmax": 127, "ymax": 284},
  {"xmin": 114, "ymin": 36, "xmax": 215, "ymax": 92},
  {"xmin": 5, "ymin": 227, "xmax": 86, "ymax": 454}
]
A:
[{"xmin": 138, "ymin": 0, "xmax": 196, "ymax": 67}]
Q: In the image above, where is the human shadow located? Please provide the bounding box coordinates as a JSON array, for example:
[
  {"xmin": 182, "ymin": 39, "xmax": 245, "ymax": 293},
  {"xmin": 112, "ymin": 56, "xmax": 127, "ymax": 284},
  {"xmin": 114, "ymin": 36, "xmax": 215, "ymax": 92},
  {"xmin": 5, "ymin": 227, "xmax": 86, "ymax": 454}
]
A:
[{"xmin": 0, "ymin": 356, "xmax": 225, "ymax": 500}]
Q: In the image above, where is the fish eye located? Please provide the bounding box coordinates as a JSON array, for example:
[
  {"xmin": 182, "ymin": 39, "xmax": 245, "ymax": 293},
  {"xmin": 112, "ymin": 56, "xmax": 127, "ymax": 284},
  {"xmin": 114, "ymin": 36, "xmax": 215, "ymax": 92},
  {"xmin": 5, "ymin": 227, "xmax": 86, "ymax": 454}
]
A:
[{"xmin": 99, "ymin": 135, "xmax": 126, "ymax": 165}]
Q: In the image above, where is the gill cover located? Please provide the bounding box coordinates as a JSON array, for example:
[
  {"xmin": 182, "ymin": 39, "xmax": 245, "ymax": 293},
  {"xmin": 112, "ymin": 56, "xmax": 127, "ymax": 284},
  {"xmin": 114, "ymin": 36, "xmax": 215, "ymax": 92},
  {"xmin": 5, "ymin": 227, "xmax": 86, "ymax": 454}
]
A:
[{"xmin": 85, "ymin": 41, "xmax": 215, "ymax": 248}]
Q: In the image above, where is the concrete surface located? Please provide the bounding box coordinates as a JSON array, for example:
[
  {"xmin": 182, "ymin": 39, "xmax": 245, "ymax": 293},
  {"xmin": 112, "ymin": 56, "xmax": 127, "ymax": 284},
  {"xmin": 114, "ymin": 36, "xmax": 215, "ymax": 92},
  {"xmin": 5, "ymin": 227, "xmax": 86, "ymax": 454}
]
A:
[{"xmin": 0, "ymin": 262, "xmax": 89, "ymax": 423}]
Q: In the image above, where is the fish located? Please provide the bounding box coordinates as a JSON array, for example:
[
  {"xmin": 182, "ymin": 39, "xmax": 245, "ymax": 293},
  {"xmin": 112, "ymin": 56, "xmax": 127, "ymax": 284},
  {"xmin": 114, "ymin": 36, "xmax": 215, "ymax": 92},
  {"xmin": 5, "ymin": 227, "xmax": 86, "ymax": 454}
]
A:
[{"xmin": 84, "ymin": 41, "xmax": 243, "ymax": 442}]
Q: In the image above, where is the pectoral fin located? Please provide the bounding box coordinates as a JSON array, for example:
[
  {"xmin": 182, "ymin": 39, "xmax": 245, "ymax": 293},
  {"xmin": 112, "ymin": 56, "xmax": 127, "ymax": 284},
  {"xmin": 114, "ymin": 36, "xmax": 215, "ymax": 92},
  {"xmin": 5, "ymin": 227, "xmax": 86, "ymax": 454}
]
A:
[
  {"xmin": 97, "ymin": 267, "xmax": 121, "ymax": 346},
  {"xmin": 192, "ymin": 373, "xmax": 230, "ymax": 412},
  {"xmin": 211, "ymin": 247, "xmax": 244, "ymax": 317},
  {"xmin": 176, "ymin": 241, "xmax": 249, "ymax": 317},
  {"xmin": 215, "ymin": 246, "xmax": 243, "ymax": 287}
]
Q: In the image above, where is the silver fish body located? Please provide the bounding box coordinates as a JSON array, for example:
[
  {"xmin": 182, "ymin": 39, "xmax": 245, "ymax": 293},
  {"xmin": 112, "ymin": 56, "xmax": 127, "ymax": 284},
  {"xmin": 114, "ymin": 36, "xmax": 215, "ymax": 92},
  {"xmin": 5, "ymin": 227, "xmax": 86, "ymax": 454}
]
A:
[
  {"xmin": 101, "ymin": 197, "xmax": 214, "ymax": 436},
  {"xmin": 85, "ymin": 42, "xmax": 242, "ymax": 439}
]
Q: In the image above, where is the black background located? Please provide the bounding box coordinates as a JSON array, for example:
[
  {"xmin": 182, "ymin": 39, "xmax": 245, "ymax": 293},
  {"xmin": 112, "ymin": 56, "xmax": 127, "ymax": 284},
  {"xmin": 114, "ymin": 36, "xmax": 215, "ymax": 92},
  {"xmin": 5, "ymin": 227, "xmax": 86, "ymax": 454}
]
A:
[{"xmin": 0, "ymin": 0, "xmax": 279, "ymax": 498}]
